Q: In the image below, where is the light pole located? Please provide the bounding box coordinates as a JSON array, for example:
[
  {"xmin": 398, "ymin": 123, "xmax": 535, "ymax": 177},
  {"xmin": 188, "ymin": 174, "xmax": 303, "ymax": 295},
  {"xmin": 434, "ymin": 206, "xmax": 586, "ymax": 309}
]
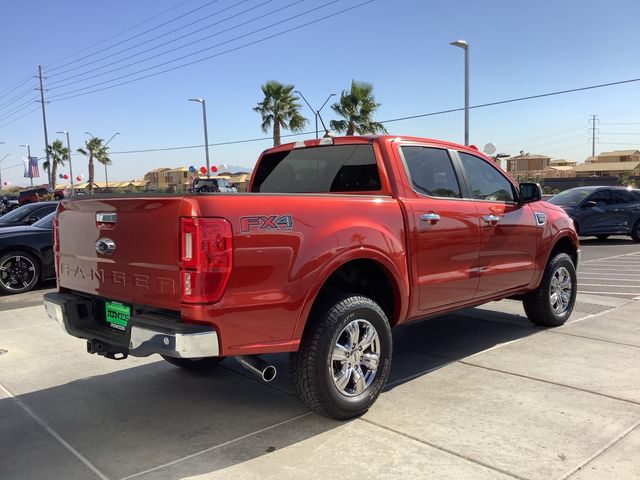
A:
[
  {"xmin": 450, "ymin": 39, "xmax": 469, "ymax": 146},
  {"xmin": 103, "ymin": 132, "xmax": 119, "ymax": 190},
  {"xmin": 19, "ymin": 144, "xmax": 33, "ymax": 186},
  {"xmin": 295, "ymin": 91, "xmax": 336, "ymax": 139},
  {"xmin": 56, "ymin": 131, "xmax": 74, "ymax": 196},
  {"xmin": 188, "ymin": 98, "xmax": 211, "ymax": 178},
  {"xmin": 0, "ymin": 154, "xmax": 10, "ymax": 190}
]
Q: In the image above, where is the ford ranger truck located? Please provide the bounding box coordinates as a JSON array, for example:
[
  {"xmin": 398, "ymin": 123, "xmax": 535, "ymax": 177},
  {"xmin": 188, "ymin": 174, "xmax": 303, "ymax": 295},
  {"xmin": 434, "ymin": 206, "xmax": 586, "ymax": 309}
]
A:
[{"xmin": 44, "ymin": 135, "xmax": 579, "ymax": 420}]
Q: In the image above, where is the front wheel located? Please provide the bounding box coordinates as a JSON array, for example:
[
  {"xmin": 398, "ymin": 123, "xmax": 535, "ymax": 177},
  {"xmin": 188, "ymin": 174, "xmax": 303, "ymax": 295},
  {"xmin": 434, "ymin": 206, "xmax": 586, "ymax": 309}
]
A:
[
  {"xmin": 523, "ymin": 252, "xmax": 577, "ymax": 327},
  {"xmin": 290, "ymin": 294, "xmax": 392, "ymax": 420},
  {"xmin": 0, "ymin": 251, "xmax": 40, "ymax": 294}
]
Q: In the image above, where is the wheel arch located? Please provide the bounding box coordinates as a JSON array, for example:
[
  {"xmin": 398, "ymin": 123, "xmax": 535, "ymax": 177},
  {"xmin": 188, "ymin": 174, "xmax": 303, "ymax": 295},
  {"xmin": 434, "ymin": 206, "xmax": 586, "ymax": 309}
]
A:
[
  {"xmin": 548, "ymin": 234, "xmax": 579, "ymax": 268},
  {"xmin": 292, "ymin": 250, "xmax": 409, "ymax": 343}
]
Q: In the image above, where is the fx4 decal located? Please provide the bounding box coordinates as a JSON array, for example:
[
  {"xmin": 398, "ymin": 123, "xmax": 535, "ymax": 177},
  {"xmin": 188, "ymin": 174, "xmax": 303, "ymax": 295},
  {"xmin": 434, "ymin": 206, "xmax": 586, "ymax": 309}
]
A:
[{"xmin": 240, "ymin": 215, "xmax": 293, "ymax": 233}]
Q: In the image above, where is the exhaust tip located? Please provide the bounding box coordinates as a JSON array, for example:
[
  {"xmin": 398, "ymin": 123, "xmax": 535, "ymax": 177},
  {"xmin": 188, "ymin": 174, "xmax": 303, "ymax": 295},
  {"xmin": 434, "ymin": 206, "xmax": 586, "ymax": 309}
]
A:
[{"xmin": 262, "ymin": 365, "xmax": 277, "ymax": 382}]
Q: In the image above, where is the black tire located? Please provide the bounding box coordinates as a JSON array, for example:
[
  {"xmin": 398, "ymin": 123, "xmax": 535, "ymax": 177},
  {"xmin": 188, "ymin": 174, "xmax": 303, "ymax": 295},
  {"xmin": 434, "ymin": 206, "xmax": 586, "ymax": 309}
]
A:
[
  {"xmin": 289, "ymin": 294, "xmax": 392, "ymax": 420},
  {"xmin": 0, "ymin": 251, "xmax": 40, "ymax": 295},
  {"xmin": 161, "ymin": 356, "xmax": 224, "ymax": 371},
  {"xmin": 595, "ymin": 235, "xmax": 609, "ymax": 240},
  {"xmin": 632, "ymin": 220, "xmax": 640, "ymax": 243},
  {"xmin": 523, "ymin": 252, "xmax": 577, "ymax": 327}
]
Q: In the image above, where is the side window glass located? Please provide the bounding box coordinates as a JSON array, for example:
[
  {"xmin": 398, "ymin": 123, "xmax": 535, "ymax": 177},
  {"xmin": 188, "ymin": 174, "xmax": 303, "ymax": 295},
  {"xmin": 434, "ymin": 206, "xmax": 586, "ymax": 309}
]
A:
[
  {"xmin": 401, "ymin": 147, "xmax": 461, "ymax": 198},
  {"xmin": 459, "ymin": 152, "xmax": 515, "ymax": 202},
  {"xmin": 613, "ymin": 190, "xmax": 634, "ymax": 204},
  {"xmin": 588, "ymin": 190, "xmax": 612, "ymax": 206}
]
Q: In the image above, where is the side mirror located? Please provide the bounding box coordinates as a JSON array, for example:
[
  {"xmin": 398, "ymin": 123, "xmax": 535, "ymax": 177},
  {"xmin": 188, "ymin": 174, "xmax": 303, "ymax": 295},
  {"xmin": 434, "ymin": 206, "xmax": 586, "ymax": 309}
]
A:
[
  {"xmin": 519, "ymin": 182, "xmax": 542, "ymax": 204},
  {"xmin": 583, "ymin": 200, "xmax": 597, "ymax": 208}
]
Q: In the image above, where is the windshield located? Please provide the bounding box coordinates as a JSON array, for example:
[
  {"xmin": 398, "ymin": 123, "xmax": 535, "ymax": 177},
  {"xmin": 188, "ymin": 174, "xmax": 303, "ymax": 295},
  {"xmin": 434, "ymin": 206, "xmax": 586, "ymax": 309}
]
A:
[
  {"xmin": 548, "ymin": 188, "xmax": 592, "ymax": 206},
  {"xmin": 32, "ymin": 212, "xmax": 55, "ymax": 229},
  {"xmin": 0, "ymin": 203, "xmax": 37, "ymax": 223}
]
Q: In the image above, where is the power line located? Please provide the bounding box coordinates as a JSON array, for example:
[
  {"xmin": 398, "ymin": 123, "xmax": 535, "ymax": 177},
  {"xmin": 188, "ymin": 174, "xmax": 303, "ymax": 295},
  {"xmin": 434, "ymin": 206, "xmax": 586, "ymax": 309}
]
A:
[
  {"xmin": 498, "ymin": 125, "xmax": 586, "ymax": 148},
  {"xmin": 45, "ymin": 0, "xmax": 197, "ymax": 69},
  {"xmin": 48, "ymin": 1, "xmax": 370, "ymax": 103},
  {"xmin": 599, "ymin": 122, "xmax": 640, "ymax": 125},
  {"xmin": 103, "ymin": 76, "xmax": 640, "ymax": 156},
  {"xmin": 0, "ymin": 106, "xmax": 40, "ymax": 129},
  {"xmin": 0, "ymin": 86, "xmax": 36, "ymax": 112},
  {"xmin": 47, "ymin": 0, "xmax": 259, "ymax": 81},
  {"xmin": 0, "ymin": 98, "xmax": 38, "ymax": 123},
  {"xmin": 47, "ymin": 0, "xmax": 223, "ymax": 73},
  {"xmin": 0, "ymin": 73, "xmax": 36, "ymax": 100},
  {"xmin": 48, "ymin": 0, "xmax": 306, "ymax": 92}
]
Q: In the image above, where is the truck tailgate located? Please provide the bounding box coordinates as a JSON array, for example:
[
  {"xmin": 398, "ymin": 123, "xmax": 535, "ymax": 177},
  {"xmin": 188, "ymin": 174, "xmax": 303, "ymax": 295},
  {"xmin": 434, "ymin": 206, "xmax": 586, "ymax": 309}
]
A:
[{"xmin": 57, "ymin": 197, "xmax": 183, "ymax": 310}]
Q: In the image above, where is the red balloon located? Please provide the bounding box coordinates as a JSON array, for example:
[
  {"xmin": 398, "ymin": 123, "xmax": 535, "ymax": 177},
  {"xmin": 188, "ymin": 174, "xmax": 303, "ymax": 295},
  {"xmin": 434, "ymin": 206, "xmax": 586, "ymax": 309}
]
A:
[
  {"xmin": 211, "ymin": 166, "xmax": 218, "ymax": 172},
  {"xmin": 199, "ymin": 166, "xmax": 207, "ymax": 174},
  {"xmin": 76, "ymin": 176, "xmax": 82, "ymax": 181},
  {"xmin": 63, "ymin": 174, "xmax": 69, "ymax": 179}
]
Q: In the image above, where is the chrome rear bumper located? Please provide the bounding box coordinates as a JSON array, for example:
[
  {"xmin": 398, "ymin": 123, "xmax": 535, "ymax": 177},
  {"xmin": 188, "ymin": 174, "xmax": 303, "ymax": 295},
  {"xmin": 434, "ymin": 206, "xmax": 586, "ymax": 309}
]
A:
[{"xmin": 44, "ymin": 292, "xmax": 219, "ymax": 359}]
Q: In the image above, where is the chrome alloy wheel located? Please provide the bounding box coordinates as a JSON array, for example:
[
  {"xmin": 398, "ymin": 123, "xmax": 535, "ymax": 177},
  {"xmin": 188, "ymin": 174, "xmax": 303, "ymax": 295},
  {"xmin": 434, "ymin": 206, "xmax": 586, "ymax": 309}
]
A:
[
  {"xmin": 0, "ymin": 255, "xmax": 37, "ymax": 291},
  {"xmin": 331, "ymin": 319, "xmax": 380, "ymax": 397},
  {"xmin": 550, "ymin": 266, "xmax": 572, "ymax": 314}
]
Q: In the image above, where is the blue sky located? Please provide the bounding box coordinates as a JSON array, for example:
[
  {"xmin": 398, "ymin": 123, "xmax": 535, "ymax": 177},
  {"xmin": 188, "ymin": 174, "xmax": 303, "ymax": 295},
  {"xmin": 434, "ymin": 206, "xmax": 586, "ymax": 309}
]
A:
[{"xmin": 0, "ymin": 0, "xmax": 639, "ymax": 187}]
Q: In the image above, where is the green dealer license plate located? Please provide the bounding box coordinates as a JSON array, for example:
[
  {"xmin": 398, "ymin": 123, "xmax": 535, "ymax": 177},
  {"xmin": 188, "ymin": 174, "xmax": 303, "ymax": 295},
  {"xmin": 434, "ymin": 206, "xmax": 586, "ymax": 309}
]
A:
[{"xmin": 105, "ymin": 301, "xmax": 131, "ymax": 331}]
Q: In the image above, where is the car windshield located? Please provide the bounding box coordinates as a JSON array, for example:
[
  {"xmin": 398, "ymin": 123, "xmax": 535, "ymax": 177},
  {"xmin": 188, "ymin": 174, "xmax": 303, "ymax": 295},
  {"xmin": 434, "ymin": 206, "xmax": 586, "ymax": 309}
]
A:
[
  {"xmin": 0, "ymin": 203, "xmax": 38, "ymax": 223},
  {"xmin": 548, "ymin": 188, "xmax": 592, "ymax": 206},
  {"xmin": 32, "ymin": 212, "xmax": 55, "ymax": 229}
]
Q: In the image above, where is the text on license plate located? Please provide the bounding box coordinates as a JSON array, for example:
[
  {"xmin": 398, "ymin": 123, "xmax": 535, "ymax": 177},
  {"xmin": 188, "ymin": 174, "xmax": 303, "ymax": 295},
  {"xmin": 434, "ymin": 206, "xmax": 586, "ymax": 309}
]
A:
[{"xmin": 105, "ymin": 301, "xmax": 130, "ymax": 330}]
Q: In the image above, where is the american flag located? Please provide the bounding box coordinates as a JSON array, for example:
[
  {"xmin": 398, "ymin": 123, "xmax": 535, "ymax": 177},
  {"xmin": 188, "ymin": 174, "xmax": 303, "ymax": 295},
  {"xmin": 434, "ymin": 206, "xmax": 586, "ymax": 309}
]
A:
[{"xmin": 23, "ymin": 156, "xmax": 40, "ymax": 178}]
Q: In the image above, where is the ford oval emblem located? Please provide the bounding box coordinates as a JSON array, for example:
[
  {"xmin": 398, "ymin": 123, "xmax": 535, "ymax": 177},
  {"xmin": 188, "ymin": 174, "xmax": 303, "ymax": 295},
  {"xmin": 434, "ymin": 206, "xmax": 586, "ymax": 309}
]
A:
[{"xmin": 95, "ymin": 238, "xmax": 116, "ymax": 255}]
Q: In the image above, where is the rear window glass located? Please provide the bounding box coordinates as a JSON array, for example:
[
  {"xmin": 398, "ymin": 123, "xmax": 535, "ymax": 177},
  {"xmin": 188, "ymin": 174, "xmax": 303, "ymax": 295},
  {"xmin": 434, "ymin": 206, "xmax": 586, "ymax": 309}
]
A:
[
  {"xmin": 251, "ymin": 144, "xmax": 381, "ymax": 193},
  {"xmin": 401, "ymin": 146, "xmax": 461, "ymax": 198}
]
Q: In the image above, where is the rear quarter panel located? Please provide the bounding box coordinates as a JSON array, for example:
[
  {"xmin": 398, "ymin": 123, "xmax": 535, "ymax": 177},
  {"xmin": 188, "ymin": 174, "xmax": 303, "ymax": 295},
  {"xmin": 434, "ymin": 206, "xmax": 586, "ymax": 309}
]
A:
[{"xmin": 180, "ymin": 194, "xmax": 408, "ymax": 355}]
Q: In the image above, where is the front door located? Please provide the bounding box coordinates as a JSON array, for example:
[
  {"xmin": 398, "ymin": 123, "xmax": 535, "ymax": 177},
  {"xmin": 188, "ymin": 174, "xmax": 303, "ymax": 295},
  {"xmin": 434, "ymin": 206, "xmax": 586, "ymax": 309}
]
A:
[
  {"xmin": 457, "ymin": 152, "xmax": 538, "ymax": 298},
  {"xmin": 580, "ymin": 189, "xmax": 615, "ymax": 234},
  {"xmin": 398, "ymin": 146, "xmax": 481, "ymax": 312}
]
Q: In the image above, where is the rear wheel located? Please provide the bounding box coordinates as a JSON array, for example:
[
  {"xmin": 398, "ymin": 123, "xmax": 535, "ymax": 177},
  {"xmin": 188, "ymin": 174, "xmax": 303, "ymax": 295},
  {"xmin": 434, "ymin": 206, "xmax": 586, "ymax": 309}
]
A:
[
  {"xmin": 632, "ymin": 220, "xmax": 640, "ymax": 243},
  {"xmin": 595, "ymin": 235, "xmax": 609, "ymax": 240},
  {"xmin": 290, "ymin": 294, "xmax": 392, "ymax": 420},
  {"xmin": 0, "ymin": 251, "xmax": 40, "ymax": 294},
  {"xmin": 161, "ymin": 356, "xmax": 224, "ymax": 371},
  {"xmin": 523, "ymin": 252, "xmax": 576, "ymax": 327}
]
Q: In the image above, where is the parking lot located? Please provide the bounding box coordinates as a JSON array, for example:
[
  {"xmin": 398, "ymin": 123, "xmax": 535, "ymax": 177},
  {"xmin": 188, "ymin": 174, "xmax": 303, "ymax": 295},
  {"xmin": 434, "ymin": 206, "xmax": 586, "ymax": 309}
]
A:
[{"xmin": 1, "ymin": 238, "xmax": 639, "ymax": 480}]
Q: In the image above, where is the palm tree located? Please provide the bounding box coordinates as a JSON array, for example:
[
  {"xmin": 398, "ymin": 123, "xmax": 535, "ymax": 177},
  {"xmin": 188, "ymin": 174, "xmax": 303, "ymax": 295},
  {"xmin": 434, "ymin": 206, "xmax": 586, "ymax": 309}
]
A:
[
  {"xmin": 253, "ymin": 81, "xmax": 308, "ymax": 146},
  {"xmin": 330, "ymin": 80, "xmax": 387, "ymax": 136},
  {"xmin": 44, "ymin": 140, "xmax": 69, "ymax": 189},
  {"xmin": 77, "ymin": 137, "xmax": 108, "ymax": 194}
]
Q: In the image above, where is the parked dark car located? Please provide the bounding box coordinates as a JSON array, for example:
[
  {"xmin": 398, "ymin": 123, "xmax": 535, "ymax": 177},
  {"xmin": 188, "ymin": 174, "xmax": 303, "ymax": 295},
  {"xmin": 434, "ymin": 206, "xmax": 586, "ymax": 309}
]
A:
[
  {"xmin": 0, "ymin": 212, "xmax": 55, "ymax": 294},
  {"xmin": 548, "ymin": 186, "xmax": 640, "ymax": 242},
  {"xmin": 0, "ymin": 201, "xmax": 58, "ymax": 228},
  {"xmin": 18, "ymin": 187, "xmax": 64, "ymax": 205},
  {"xmin": 192, "ymin": 177, "xmax": 236, "ymax": 193}
]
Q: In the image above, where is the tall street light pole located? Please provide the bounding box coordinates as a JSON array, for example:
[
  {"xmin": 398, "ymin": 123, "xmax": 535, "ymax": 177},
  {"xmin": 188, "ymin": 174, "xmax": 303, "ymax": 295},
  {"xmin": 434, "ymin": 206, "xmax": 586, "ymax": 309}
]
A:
[
  {"xmin": 295, "ymin": 91, "xmax": 336, "ymax": 139},
  {"xmin": 0, "ymin": 154, "xmax": 10, "ymax": 190},
  {"xmin": 188, "ymin": 98, "xmax": 211, "ymax": 178},
  {"xmin": 19, "ymin": 144, "xmax": 33, "ymax": 186},
  {"xmin": 450, "ymin": 39, "xmax": 469, "ymax": 146},
  {"xmin": 56, "ymin": 131, "xmax": 74, "ymax": 196},
  {"xmin": 103, "ymin": 132, "xmax": 120, "ymax": 190}
]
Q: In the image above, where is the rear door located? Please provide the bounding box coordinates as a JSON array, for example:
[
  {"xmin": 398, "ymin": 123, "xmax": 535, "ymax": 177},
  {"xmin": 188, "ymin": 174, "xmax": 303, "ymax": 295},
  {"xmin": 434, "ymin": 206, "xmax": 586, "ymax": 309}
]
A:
[
  {"xmin": 398, "ymin": 145, "xmax": 481, "ymax": 311},
  {"xmin": 456, "ymin": 151, "xmax": 538, "ymax": 297}
]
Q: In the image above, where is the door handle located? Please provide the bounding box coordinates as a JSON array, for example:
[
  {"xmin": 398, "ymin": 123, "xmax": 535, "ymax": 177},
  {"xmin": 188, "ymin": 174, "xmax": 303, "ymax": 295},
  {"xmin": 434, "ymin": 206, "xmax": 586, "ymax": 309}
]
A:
[
  {"xmin": 420, "ymin": 213, "xmax": 441, "ymax": 224},
  {"xmin": 482, "ymin": 214, "xmax": 500, "ymax": 226}
]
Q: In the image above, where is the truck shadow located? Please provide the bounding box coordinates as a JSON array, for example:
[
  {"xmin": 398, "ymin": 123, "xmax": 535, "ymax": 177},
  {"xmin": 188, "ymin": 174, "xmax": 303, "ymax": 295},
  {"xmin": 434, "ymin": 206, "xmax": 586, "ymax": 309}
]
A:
[{"xmin": 2, "ymin": 306, "xmax": 539, "ymax": 479}]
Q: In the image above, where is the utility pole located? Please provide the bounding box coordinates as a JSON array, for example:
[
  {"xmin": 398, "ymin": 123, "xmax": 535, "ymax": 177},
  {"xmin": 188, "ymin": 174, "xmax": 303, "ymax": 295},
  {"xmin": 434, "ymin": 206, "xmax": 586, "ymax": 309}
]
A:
[
  {"xmin": 589, "ymin": 114, "xmax": 599, "ymax": 157},
  {"xmin": 37, "ymin": 65, "xmax": 51, "ymax": 187}
]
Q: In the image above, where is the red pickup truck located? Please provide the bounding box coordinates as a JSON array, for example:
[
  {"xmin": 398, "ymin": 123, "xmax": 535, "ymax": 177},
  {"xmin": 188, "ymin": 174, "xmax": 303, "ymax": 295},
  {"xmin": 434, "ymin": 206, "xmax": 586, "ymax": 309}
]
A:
[{"xmin": 44, "ymin": 135, "xmax": 579, "ymax": 419}]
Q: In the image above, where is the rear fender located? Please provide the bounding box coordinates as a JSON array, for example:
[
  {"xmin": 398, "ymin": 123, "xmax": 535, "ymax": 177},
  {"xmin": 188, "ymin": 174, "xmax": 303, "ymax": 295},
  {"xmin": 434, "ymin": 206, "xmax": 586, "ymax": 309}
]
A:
[{"xmin": 291, "ymin": 247, "xmax": 409, "ymax": 344}]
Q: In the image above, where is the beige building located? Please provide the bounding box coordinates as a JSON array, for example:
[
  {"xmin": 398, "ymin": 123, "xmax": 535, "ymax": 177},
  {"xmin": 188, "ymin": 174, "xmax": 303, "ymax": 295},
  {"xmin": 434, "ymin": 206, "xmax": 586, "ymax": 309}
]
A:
[
  {"xmin": 573, "ymin": 161, "xmax": 640, "ymax": 178},
  {"xmin": 586, "ymin": 150, "xmax": 640, "ymax": 164},
  {"xmin": 164, "ymin": 167, "xmax": 190, "ymax": 192},
  {"xmin": 506, "ymin": 152, "xmax": 551, "ymax": 173},
  {"xmin": 144, "ymin": 168, "xmax": 171, "ymax": 191}
]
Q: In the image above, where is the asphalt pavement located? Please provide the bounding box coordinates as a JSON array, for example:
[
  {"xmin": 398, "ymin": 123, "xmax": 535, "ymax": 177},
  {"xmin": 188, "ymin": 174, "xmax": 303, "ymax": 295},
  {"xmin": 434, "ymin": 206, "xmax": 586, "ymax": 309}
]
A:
[{"xmin": 1, "ymin": 238, "xmax": 639, "ymax": 480}]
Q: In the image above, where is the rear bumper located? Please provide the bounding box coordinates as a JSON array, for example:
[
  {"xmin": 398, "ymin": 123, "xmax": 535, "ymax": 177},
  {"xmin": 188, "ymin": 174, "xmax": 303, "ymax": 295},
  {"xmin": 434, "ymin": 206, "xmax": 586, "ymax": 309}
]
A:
[{"xmin": 43, "ymin": 292, "xmax": 220, "ymax": 358}]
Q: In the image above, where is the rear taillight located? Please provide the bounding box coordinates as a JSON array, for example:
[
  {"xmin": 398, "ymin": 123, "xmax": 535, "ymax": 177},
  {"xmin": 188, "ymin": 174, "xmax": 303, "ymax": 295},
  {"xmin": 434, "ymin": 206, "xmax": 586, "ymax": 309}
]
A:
[
  {"xmin": 53, "ymin": 216, "xmax": 59, "ymax": 252},
  {"xmin": 179, "ymin": 217, "xmax": 233, "ymax": 304}
]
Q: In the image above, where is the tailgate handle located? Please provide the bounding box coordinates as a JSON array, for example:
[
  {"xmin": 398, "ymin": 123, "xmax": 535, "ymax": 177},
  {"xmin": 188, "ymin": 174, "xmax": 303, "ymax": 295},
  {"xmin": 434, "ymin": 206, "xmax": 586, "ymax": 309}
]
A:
[{"xmin": 96, "ymin": 213, "xmax": 117, "ymax": 223}]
